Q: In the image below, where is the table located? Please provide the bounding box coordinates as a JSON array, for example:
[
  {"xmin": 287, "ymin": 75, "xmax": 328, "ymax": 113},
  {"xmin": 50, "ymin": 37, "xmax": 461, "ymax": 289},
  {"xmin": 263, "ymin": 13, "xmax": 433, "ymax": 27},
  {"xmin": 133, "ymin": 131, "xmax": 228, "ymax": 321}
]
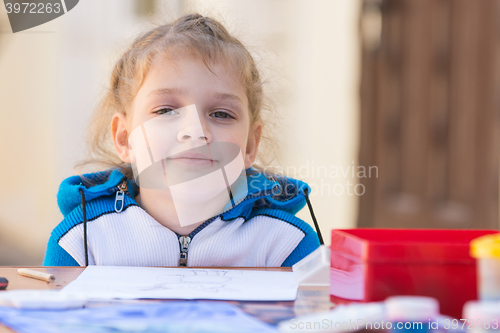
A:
[{"xmin": 0, "ymin": 267, "xmax": 334, "ymax": 333}]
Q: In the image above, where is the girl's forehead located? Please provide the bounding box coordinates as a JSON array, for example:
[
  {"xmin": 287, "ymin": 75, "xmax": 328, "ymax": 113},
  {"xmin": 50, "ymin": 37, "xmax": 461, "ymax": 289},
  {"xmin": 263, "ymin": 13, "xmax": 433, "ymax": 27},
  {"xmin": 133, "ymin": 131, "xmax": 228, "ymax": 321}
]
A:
[
  {"xmin": 141, "ymin": 54, "xmax": 246, "ymax": 96},
  {"xmin": 149, "ymin": 52, "xmax": 242, "ymax": 85}
]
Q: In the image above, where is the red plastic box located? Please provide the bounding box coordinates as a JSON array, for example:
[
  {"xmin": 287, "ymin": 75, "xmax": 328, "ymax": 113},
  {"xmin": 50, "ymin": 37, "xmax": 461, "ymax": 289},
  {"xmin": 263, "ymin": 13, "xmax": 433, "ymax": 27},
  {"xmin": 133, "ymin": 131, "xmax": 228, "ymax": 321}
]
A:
[{"xmin": 330, "ymin": 229, "xmax": 499, "ymax": 318}]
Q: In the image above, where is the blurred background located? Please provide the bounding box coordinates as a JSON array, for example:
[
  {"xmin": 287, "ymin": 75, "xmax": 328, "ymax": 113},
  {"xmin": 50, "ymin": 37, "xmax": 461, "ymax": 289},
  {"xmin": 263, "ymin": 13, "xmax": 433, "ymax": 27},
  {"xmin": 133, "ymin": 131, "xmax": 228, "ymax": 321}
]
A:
[{"xmin": 0, "ymin": 0, "xmax": 498, "ymax": 265}]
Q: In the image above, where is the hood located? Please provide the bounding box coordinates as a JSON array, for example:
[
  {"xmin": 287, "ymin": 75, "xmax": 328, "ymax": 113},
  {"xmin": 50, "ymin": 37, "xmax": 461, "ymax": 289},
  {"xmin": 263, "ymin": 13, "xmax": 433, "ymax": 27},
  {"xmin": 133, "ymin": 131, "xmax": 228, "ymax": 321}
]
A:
[
  {"xmin": 57, "ymin": 169, "xmax": 132, "ymax": 217},
  {"xmin": 57, "ymin": 168, "xmax": 311, "ymax": 219},
  {"xmin": 220, "ymin": 168, "xmax": 311, "ymax": 220}
]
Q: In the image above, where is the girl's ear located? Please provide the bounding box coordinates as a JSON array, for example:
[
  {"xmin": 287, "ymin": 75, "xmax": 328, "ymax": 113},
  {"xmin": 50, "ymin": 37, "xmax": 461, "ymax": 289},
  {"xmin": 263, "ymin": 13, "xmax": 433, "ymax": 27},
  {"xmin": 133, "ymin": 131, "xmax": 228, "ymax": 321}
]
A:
[
  {"xmin": 111, "ymin": 112, "xmax": 131, "ymax": 163},
  {"xmin": 244, "ymin": 121, "xmax": 262, "ymax": 169}
]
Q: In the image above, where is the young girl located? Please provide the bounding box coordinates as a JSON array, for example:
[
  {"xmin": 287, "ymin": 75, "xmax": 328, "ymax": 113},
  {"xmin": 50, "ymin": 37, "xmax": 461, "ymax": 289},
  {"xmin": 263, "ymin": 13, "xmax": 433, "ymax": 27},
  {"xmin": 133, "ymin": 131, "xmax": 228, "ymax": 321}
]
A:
[{"xmin": 43, "ymin": 14, "xmax": 320, "ymax": 267}]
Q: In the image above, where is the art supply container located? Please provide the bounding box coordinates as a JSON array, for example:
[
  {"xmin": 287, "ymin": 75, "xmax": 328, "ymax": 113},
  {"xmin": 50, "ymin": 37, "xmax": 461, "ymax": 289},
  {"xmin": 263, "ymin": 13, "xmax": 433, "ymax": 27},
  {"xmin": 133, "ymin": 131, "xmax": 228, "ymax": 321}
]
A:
[
  {"xmin": 463, "ymin": 300, "xmax": 500, "ymax": 333},
  {"xmin": 292, "ymin": 245, "xmax": 330, "ymax": 286},
  {"xmin": 330, "ymin": 229, "xmax": 499, "ymax": 319},
  {"xmin": 386, "ymin": 296, "xmax": 439, "ymax": 333},
  {"xmin": 470, "ymin": 234, "xmax": 500, "ymax": 301}
]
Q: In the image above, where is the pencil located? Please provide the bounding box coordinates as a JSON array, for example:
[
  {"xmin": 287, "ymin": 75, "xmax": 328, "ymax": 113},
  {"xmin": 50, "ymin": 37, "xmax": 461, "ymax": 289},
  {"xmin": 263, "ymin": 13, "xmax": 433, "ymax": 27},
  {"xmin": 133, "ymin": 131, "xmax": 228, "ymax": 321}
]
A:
[{"xmin": 16, "ymin": 268, "xmax": 55, "ymax": 283}]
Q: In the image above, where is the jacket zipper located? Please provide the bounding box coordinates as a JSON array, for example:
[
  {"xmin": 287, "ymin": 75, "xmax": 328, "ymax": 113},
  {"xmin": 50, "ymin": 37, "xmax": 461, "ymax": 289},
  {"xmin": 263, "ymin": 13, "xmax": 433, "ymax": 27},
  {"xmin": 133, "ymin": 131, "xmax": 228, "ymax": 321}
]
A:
[
  {"xmin": 175, "ymin": 184, "xmax": 280, "ymax": 267},
  {"xmin": 178, "ymin": 236, "xmax": 191, "ymax": 266},
  {"xmin": 114, "ymin": 180, "xmax": 129, "ymax": 213},
  {"xmin": 175, "ymin": 214, "xmax": 219, "ymax": 266}
]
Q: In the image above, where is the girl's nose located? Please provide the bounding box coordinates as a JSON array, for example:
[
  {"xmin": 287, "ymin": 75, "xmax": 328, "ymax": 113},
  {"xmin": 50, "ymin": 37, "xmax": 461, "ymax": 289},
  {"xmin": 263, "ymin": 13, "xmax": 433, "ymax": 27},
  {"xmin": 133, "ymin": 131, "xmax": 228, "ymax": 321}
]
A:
[{"xmin": 177, "ymin": 108, "xmax": 212, "ymax": 143}]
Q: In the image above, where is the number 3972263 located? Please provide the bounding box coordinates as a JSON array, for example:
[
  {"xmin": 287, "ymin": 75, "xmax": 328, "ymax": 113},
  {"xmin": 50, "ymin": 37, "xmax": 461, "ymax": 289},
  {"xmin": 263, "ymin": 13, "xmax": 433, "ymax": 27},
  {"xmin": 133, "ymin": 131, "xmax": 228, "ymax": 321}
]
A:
[
  {"xmin": 443, "ymin": 319, "xmax": 499, "ymax": 330},
  {"xmin": 5, "ymin": 3, "xmax": 62, "ymax": 14}
]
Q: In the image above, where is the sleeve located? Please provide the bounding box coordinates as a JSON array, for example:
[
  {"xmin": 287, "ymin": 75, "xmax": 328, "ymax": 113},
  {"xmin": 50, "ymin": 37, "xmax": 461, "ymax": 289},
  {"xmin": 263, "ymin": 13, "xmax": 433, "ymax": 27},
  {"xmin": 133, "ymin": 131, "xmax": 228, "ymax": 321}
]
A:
[
  {"xmin": 281, "ymin": 225, "xmax": 320, "ymax": 267},
  {"xmin": 43, "ymin": 235, "xmax": 80, "ymax": 266}
]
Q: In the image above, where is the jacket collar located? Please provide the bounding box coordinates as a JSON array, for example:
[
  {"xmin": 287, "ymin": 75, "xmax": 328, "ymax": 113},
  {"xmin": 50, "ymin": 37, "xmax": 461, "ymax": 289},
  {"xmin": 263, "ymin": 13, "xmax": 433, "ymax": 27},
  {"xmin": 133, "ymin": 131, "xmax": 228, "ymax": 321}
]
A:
[{"xmin": 58, "ymin": 167, "xmax": 310, "ymax": 219}]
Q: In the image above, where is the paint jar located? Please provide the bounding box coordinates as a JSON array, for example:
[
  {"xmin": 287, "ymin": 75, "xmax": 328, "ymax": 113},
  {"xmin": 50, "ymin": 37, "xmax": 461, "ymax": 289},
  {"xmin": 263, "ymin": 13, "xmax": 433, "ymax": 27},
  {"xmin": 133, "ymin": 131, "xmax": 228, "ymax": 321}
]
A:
[
  {"xmin": 470, "ymin": 234, "xmax": 500, "ymax": 301},
  {"xmin": 463, "ymin": 301, "xmax": 500, "ymax": 333},
  {"xmin": 386, "ymin": 296, "xmax": 439, "ymax": 333}
]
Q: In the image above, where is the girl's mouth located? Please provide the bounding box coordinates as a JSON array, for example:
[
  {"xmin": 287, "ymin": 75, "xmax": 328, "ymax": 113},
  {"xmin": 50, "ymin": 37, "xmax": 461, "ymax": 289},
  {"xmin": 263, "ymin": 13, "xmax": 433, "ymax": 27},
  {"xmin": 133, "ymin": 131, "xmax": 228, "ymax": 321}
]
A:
[{"xmin": 167, "ymin": 152, "xmax": 216, "ymax": 166}]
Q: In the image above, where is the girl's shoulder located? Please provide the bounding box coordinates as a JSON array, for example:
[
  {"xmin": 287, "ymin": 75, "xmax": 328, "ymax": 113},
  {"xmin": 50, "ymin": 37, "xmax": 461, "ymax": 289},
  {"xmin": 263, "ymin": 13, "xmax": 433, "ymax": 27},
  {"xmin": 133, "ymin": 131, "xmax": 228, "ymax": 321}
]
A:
[
  {"xmin": 223, "ymin": 169, "xmax": 313, "ymax": 227},
  {"xmin": 243, "ymin": 169, "xmax": 311, "ymax": 214}
]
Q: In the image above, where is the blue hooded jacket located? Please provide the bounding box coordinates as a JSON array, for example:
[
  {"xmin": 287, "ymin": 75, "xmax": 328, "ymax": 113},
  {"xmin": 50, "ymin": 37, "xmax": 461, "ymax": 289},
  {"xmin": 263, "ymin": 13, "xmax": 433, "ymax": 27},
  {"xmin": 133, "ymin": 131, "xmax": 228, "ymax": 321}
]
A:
[{"xmin": 43, "ymin": 168, "xmax": 320, "ymax": 267}]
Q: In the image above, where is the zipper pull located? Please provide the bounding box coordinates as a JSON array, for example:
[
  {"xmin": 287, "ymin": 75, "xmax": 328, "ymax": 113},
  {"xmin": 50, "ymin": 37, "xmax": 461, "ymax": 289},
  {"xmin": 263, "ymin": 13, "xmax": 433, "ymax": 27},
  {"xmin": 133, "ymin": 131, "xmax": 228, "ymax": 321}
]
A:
[
  {"xmin": 178, "ymin": 236, "xmax": 191, "ymax": 267},
  {"xmin": 114, "ymin": 181, "xmax": 128, "ymax": 213}
]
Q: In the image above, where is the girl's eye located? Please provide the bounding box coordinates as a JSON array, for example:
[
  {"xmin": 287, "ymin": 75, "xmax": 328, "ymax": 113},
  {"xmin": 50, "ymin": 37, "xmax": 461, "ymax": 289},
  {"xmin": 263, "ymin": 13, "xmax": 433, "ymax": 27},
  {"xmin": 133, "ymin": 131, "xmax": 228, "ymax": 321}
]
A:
[
  {"xmin": 210, "ymin": 111, "xmax": 234, "ymax": 119},
  {"xmin": 154, "ymin": 108, "xmax": 177, "ymax": 116}
]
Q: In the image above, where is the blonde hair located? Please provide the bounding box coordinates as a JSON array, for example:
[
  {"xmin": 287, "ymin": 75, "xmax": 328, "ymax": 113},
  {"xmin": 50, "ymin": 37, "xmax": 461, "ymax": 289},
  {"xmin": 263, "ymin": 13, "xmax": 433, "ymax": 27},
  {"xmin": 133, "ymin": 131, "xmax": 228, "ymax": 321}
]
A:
[{"xmin": 77, "ymin": 13, "xmax": 274, "ymax": 182}]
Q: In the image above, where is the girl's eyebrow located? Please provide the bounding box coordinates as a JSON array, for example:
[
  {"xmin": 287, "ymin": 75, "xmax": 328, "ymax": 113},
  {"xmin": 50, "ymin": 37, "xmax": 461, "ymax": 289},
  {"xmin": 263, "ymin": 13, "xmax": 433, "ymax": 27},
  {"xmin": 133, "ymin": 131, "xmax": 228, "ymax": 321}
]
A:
[
  {"xmin": 147, "ymin": 88, "xmax": 243, "ymax": 106},
  {"xmin": 211, "ymin": 92, "xmax": 243, "ymax": 106},
  {"xmin": 147, "ymin": 87, "xmax": 184, "ymax": 98}
]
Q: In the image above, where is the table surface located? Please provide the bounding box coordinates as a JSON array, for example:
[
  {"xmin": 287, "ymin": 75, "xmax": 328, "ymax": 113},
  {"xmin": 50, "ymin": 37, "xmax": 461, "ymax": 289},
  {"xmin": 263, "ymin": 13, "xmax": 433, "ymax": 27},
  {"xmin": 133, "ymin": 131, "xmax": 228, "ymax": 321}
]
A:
[{"xmin": 0, "ymin": 266, "xmax": 334, "ymax": 333}]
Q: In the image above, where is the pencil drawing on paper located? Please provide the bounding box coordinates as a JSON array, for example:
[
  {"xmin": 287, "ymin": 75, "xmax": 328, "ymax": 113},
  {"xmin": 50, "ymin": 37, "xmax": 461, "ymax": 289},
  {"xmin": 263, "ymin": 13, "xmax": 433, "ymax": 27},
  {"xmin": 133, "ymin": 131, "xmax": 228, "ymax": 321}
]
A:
[
  {"xmin": 138, "ymin": 269, "xmax": 250, "ymax": 294},
  {"xmin": 62, "ymin": 266, "xmax": 298, "ymax": 301}
]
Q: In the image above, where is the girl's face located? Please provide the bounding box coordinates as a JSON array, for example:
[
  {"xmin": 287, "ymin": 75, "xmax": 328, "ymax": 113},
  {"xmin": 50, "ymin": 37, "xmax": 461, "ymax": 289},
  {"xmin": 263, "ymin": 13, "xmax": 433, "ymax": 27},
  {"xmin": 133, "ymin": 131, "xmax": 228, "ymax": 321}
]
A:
[{"xmin": 112, "ymin": 54, "xmax": 261, "ymax": 172}]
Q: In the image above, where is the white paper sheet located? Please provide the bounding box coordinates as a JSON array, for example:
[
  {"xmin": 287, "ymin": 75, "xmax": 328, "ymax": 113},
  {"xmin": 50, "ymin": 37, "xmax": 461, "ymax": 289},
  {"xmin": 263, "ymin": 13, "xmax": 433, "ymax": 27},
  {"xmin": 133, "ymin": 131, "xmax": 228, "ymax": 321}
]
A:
[{"xmin": 62, "ymin": 266, "xmax": 298, "ymax": 301}]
